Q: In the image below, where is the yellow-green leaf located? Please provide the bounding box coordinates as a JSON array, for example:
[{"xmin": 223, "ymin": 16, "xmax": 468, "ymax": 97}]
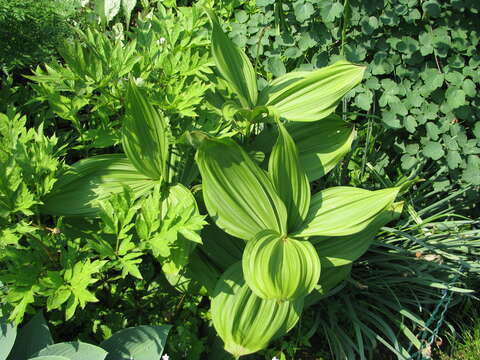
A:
[
  {"xmin": 293, "ymin": 186, "xmax": 400, "ymax": 238},
  {"xmin": 205, "ymin": 10, "xmax": 258, "ymax": 109},
  {"xmin": 288, "ymin": 115, "xmax": 355, "ymax": 181},
  {"xmin": 242, "ymin": 230, "xmax": 320, "ymax": 301},
  {"xmin": 122, "ymin": 80, "xmax": 169, "ymax": 180},
  {"xmin": 268, "ymin": 123, "xmax": 310, "ymax": 232},
  {"xmin": 259, "ymin": 61, "xmax": 366, "ymax": 122},
  {"xmin": 41, "ymin": 155, "xmax": 154, "ymax": 216},
  {"xmin": 196, "ymin": 137, "xmax": 288, "ymax": 241},
  {"xmin": 212, "ymin": 262, "xmax": 303, "ymax": 358}
]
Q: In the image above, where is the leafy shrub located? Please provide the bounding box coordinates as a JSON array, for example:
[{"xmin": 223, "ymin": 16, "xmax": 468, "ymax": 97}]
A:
[
  {"xmin": 0, "ymin": 0, "xmax": 85, "ymax": 73},
  {"xmin": 225, "ymin": 0, "xmax": 480, "ymax": 214}
]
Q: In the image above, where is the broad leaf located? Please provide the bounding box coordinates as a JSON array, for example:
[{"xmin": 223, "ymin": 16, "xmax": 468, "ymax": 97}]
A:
[
  {"xmin": 36, "ymin": 342, "xmax": 107, "ymax": 360},
  {"xmin": 242, "ymin": 230, "xmax": 320, "ymax": 301},
  {"xmin": 200, "ymin": 225, "xmax": 245, "ymax": 271},
  {"xmin": 294, "ymin": 186, "xmax": 400, "ymax": 238},
  {"xmin": 0, "ymin": 315, "xmax": 16, "ymax": 360},
  {"xmin": 95, "ymin": 0, "xmax": 121, "ymax": 23},
  {"xmin": 7, "ymin": 312, "xmax": 53, "ymax": 360},
  {"xmin": 312, "ymin": 202, "xmax": 404, "ymax": 267},
  {"xmin": 42, "ymin": 155, "xmax": 154, "ymax": 216},
  {"xmin": 122, "ymin": 81, "xmax": 169, "ymax": 180},
  {"xmin": 121, "ymin": 0, "xmax": 137, "ymax": 28},
  {"xmin": 269, "ymin": 123, "xmax": 310, "ymax": 232},
  {"xmin": 28, "ymin": 357, "xmax": 70, "ymax": 360},
  {"xmin": 288, "ymin": 116, "xmax": 355, "ymax": 181},
  {"xmin": 196, "ymin": 136, "xmax": 288, "ymax": 241},
  {"xmin": 259, "ymin": 61, "xmax": 366, "ymax": 122},
  {"xmin": 101, "ymin": 325, "xmax": 171, "ymax": 360},
  {"xmin": 205, "ymin": 10, "xmax": 258, "ymax": 108},
  {"xmin": 211, "ymin": 263, "xmax": 303, "ymax": 358}
]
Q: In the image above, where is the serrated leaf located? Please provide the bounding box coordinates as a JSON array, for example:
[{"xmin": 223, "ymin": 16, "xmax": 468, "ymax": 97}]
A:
[
  {"xmin": 41, "ymin": 155, "xmax": 154, "ymax": 216},
  {"xmin": 36, "ymin": 342, "xmax": 107, "ymax": 360},
  {"xmin": 7, "ymin": 312, "xmax": 53, "ymax": 360},
  {"xmin": 206, "ymin": 10, "xmax": 257, "ymax": 108},
  {"xmin": 100, "ymin": 325, "xmax": 171, "ymax": 360},
  {"xmin": 259, "ymin": 61, "xmax": 366, "ymax": 122},
  {"xmin": 242, "ymin": 230, "xmax": 320, "ymax": 300},
  {"xmin": 196, "ymin": 136, "xmax": 288, "ymax": 241},
  {"xmin": 123, "ymin": 81, "xmax": 169, "ymax": 180},
  {"xmin": 293, "ymin": 186, "xmax": 400, "ymax": 238},
  {"xmin": 211, "ymin": 263, "xmax": 303, "ymax": 358},
  {"xmin": 269, "ymin": 123, "xmax": 310, "ymax": 231},
  {"xmin": 423, "ymin": 142, "xmax": 444, "ymax": 160}
]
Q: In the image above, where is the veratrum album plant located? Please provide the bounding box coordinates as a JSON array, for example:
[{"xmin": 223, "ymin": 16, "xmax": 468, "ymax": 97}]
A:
[{"xmin": 36, "ymin": 9, "xmax": 404, "ymax": 358}]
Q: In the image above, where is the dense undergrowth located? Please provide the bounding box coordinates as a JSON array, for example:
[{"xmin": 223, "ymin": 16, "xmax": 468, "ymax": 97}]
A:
[{"xmin": 0, "ymin": 1, "xmax": 479, "ymax": 359}]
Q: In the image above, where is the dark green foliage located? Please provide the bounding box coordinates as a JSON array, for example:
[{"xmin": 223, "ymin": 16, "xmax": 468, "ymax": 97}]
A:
[{"xmin": 0, "ymin": 0, "xmax": 84, "ymax": 73}]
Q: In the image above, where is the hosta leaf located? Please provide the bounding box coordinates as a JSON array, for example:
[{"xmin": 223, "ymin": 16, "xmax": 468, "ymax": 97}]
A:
[
  {"xmin": 7, "ymin": 312, "xmax": 53, "ymax": 360},
  {"xmin": 42, "ymin": 155, "xmax": 154, "ymax": 216},
  {"xmin": 28, "ymin": 357, "xmax": 70, "ymax": 360},
  {"xmin": 0, "ymin": 315, "xmax": 16, "ymax": 360},
  {"xmin": 196, "ymin": 136, "xmax": 288, "ymax": 241},
  {"xmin": 312, "ymin": 202, "xmax": 404, "ymax": 267},
  {"xmin": 36, "ymin": 342, "xmax": 107, "ymax": 360},
  {"xmin": 294, "ymin": 186, "xmax": 400, "ymax": 238},
  {"xmin": 269, "ymin": 122, "xmax": 310, "ymax": 232},
  {"xmin": 212, "ymin": 263, "xmax": 303, "ymax": 358},
  {"xmin": 259, "ymin": 61, "xmax": 366, "ymax": 122},
  {"xmin": 288, "ymin": 116, "xmax": 355, "ymax": 181},
  {"xmin": 122, "ymin": 81, "xmax": 169, "ymax": 180},
  {"xmin": 100, "ymin": 325, "xmax": 171, "ymax": 360},
  {"xmin": 242, "ymin": 230, "xmax": 320, "ymax": 301},
  {"xmin": 205, "ymin": 10, "xmax": 258, "ymax": 108}
]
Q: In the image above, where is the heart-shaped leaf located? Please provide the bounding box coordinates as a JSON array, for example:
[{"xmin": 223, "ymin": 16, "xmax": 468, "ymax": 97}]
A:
[
  {"xmin": 259, "ymin": 61, "xmax": 366, "ymax": 122},
  {"xmin": 242, "ymin": 230, "xmax": 320, "ymax": 301},
  {"xmin": 196, "ymin": 136, "xmax": 288, "ymax": 241},
  {"xmin": 269, "ymin": 123, "xmax": 310, "ymax": 232},
  {"xmin": 42, "ymin": 155, "xmax": 154, "ymax": 216},
  {"xmin": 205, "ymin": 10, "xmax": 258, "ymax": 108},
  {"xmin": 211, "ymin": 263, "xmax": 303, "ymax": 358},
  {"xmin": 294, "ymin": 186, "xmax": 400, "ymax": 238}
]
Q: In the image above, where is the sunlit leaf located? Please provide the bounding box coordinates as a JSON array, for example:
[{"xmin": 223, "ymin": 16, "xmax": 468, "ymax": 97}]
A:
[{"xmin": 196, "ymin": 136, "xmax": 288, "ymax": 241}]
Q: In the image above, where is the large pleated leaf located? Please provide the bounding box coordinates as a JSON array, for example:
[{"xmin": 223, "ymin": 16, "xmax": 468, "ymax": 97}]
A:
[
  {"xmin": 259, "ymin": 61, "xmax": 366, "ymax": 122},
  {"xmin": 205, "ymin": 10, "xmax": 257, "ymax": 109},
  {"xmin": 100, "ymin": 325, "xmax": 171, "ymax": 360},
  {"xmin": 196, "ymin": 137, "xmax": 288, "ymax": 241},
  {"xmin": 312, "ymin": 202, "xmax": 404, "ymax": 268},
  {"xmin": 42, "ymin": 155, "xmax": 154, "ymax": 216},
  {"xmin": 122, "ymin": 80, "xmax": 169, "ymax": 180},
  {"xmin": 211, "ymin": 262, "xmax": 303, "ymax": 358},
  {"xmin": 288, "ymin": 116, "xmax": 355, "ymax": 181},
  {"xmin": 36, "ymin": 342, "xmax": 107, "ymax": 360},
  {"xmin": 268, "ymin": 123, "xmax": 310, "ymax": 232},
  {"xmin": 242, "ymin": 230, "xmax": 320, "ymax": 301},
  {"xmin": 294, "ymin": 186, "xmax": 400, "ymax": 238}
]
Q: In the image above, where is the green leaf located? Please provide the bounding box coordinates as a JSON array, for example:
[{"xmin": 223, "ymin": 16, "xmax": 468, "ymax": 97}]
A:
[
  {"xmin": 121, "ymin": 0, "xmax": 137, "ymax": 28},
  {"xmin": 423, "ymin": 142, "xmax": 444, "ymax": 160},
  {"xmin": 311, "ymin": 202, "xmax": 404, "ymax": 267},
  {"xmin": 95, "ymin": 0, "xmax": 121, "ymax": 23},
  {"xmin": 100, "ymin": 325, "xmax": 171, "ymax": 360},
  {"xmin": 269, "ymin": 123, "xmax": 310, "ymax": 232},
  {"xmin": 288, "ymin": 116, "xmax": 355, "ymax": 181},
  {"xmin": 211, "ymin": 263, "xmax": 303, "ymax": 358},
  {"xmin": 122, "ymin": 81, "xmax": 169, "ymax": 180},
  {"xmin": 7, "ymin": 312, "xmax": 53, "ymax": 360},
  {"xmin": 28, "ymin": 357, "xmax": 70, "ymax": 360},
  {"xmin": 205, "ymin": 10, "xmax": 257, "ymax": 108},
  {"xmin": 0, "ymin": 315, "xmax": 16, "ymax": 360},
  {"xmin": 446, "ymin": 89, "xmax": 466, "ymax": 109},
  {"xmin": 196, "ymin": 136, "xmax": 288, "ymax": 241},
  {"xmin": 293, "ymin": 186, "xmax": 400, "ymax": 238},
  {"xmin": 294, "ymin": 2, "xmax": 315, "ymax": 22},
  {"xmin": 242, "ymin": 230, "xmax": 320, "ymax": 300},
  {"xmin": 42, "ymin": 155, "xmax": 154, "ymax": 216},
  {"xmin": 36, "ymin": 342, "xmax": 108, "ymax": 360},
  {"xmin": 259, "ymin": 61, "xmax": 365, "ymax": 122}
]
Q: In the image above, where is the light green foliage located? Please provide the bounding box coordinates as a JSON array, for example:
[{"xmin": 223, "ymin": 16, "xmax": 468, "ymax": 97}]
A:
[{"xmin": 36, "ymin": 342, "xmax": 108, "ymax": 360}]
